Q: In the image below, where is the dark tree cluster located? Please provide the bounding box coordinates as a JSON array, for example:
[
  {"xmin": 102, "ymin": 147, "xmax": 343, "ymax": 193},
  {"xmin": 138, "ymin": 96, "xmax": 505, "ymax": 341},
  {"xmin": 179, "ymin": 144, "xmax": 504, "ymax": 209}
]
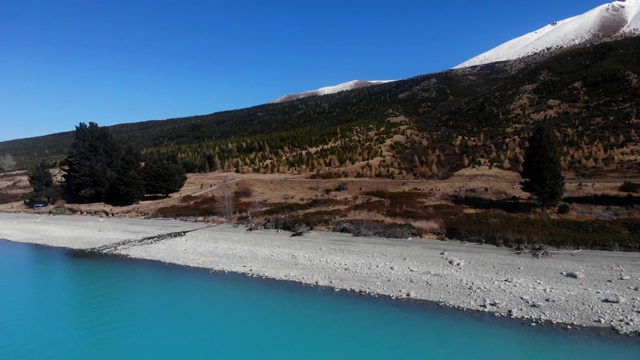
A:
[
  {"xmin": 521, "ymin": 123, "xmax": 565, "ymax": 209},
  {"xmin": 61, "ymin": 122, "xmax": 185, "ymax": 204},
  {"xmin": 27, "ymin": 160, "xmax": 60, "ymax": 204},
  {"xmin": 141, "ymin": 159, "xmax": 187, "ymax": 197}
]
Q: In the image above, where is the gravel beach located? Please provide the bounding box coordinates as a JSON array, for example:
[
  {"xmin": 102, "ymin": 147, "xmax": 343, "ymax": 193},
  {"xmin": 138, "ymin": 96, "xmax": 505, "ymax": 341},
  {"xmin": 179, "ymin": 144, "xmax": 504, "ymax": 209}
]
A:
[{"xmin": 2, "ymin": 213, "xmax": 639, "ymax": 335}]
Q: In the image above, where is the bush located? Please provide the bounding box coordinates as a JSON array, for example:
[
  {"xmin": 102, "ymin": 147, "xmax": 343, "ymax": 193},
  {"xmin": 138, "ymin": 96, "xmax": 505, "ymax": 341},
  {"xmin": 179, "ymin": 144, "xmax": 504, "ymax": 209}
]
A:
[
  {"xmin": 234, "ymin": 187, "xmax": 254, "ymax": 199},
  {"xmin": 334, "ymin": 183, "xmax": 348, "ymax": 192},
  {"xmin": 0, "ymin": 191, "xmax": 28, "ymax": 204},
  {"xmin": 444, "ymin": 213, "xmax": 640, "ymax": 251},
  {"xmin": 619, "ymin": 181, "xmax": 640, "ymax": 193},
  {"xmin": 154, "ymin": 195, "xmax": 219, "ymax": 218},
  {"xmin": 332, "ymin": 220, "xmax": 417, "ymax": 239},
  {"xmin": 557, "ymin": 203, "xmax": 571, "ymax": 214},
  {"xmin": 180, "ymin": 195, "xmax": 197, "ymax": 203},
  {"xmin": 262, "ymin": 209, "xmax": 344, "ymax": 231}
]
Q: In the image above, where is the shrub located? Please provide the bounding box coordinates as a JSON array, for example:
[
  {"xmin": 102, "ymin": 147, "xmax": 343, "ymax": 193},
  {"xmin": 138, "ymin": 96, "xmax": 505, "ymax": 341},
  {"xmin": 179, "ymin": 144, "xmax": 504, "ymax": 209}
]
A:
[
  {"xmin": 234, "ymin": 187, "xmax": 254, "ymax": 198},
  {"xmin": 0, "ymin": 191, "xmax": 28, "ymax": 204},
  {"xmin": 154, "ymin": 195, "xmax": 219, "ymax": 218},
  {"xmin": 557, "ymin": 203, "xmax": 571, "ymax": 214},
  {"xmin": 180, "ymin": 195, "xmax": 197, "ymax": 203},
  {"xmin": 333, "ymin": 220, "xmax": 417, "ymax": 239},
  {"xmin": 444, "ymin": 213, "xmax": 640, "ymax": 251},
  {"xmin": 262, "ymin": 209, "xmax": 345, "ymax": 231},
  {"xmin": 255, "ymin": 199, "xmax": 341, "ymax": 217},
  {"xmin": 619, "ymin": 181, "xmax": 640, "ymax": 193},
  {"xmin": 334, "ymin": 183, "xmax": 348, "ymax": 192}
]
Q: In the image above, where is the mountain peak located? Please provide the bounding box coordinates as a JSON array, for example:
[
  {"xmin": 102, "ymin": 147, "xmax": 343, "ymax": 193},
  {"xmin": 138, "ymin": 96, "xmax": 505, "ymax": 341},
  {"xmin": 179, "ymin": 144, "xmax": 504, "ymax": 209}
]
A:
[
  {"xmin": 455, "ymin": 0, "xmax": 640, "ymax": 69},
  {"xmin": 271, "ymin": 80, "xmax": 394, "ymax": 103}
]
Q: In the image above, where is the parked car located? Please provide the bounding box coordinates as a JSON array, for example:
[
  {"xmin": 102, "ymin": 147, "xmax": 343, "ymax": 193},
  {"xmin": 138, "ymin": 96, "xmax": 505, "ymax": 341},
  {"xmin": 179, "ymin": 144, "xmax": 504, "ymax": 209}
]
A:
[{"xmin": 33, "ymin": 203, "xmax": 47, "ymax": 210}]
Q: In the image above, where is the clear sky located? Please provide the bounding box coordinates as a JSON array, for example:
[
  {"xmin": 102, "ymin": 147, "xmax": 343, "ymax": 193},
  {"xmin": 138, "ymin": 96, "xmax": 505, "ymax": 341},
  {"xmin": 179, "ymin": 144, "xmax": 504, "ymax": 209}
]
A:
[{"xmin": 1, "ymin": 0, "xmax": 609, "ymax": 141}]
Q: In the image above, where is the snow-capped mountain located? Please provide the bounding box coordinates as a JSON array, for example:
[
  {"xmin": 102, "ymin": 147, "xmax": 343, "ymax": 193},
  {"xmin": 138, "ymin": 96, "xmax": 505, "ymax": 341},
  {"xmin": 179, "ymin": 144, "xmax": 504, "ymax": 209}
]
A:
[
  {"xmin": 270, "ymin": 80, "xmax": 393, "ymax": 103},
  {"xmin": 455, "ymin": 0, "xmax": 640, "ymax": 69}
]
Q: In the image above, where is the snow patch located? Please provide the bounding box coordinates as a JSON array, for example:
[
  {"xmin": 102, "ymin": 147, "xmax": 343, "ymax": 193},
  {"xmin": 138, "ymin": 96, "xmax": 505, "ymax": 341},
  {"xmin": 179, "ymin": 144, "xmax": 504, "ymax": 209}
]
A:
[
  {"xmin": 455, "ymin": 0, "xmax": 640, "ymax": 69},
  {"xmin": 271, "ymin": 80, "xmax": 394, "ymax": 103}
]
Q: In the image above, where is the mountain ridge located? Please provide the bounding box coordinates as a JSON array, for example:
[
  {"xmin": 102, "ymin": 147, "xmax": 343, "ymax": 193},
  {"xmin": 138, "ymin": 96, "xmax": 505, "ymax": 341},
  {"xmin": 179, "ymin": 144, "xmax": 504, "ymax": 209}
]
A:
[
  {"xmin": 270, "ymin": 80, "xmax": 394, "ymax": 103},
  {"xmin": 455, "ymin": 0, "xmax": 640, "ymax": 69}
]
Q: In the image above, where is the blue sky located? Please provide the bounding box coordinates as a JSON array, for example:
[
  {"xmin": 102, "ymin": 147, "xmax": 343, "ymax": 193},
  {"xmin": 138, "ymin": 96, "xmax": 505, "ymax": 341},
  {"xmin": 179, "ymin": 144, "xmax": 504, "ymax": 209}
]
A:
[{"xmin": 1, "ymin": 0, "xmax": 608, "ymax": 141}]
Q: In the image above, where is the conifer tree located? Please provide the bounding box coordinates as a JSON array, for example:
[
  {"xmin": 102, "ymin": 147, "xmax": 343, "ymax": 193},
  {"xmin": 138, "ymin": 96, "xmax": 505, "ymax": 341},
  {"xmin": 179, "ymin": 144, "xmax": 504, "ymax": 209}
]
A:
[
  {"xmin": 107, "ymin": 145, "xmax": 145, "ymax": 204},
  {"xmin": 63, "ymin": 122, "xmax": 119, "ymax": 202},
  {"xmin": 521, "ymin": 123, "xmax": 565, "ymax": 209},
  {"xmin": 28, "ymin": 160, "xmax": 60, "ymax": 204},
  {"xmin": 142, "ymin": 159, "xmax": 187, "ymax": 197}
]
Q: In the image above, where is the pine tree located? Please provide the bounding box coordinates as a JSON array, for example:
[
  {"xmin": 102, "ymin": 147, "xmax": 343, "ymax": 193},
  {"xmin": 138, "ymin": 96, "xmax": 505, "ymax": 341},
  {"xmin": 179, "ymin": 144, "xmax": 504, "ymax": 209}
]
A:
[
  {"xmin": 28, "ymin": 160, "xmax": 60, "ymax": 204},
  {"xmin": 521, "ymin": 123, "xmax": 565, "ymax": 209},
  {"xmin": 63, "ymin": 122, "xmax": 119, "ymax": 202},
  {"xmin": 107, "ymin": 145, "xmax": 145, "ymax": 204},
  {"xmin": 142, "ymin": 159, "xmax": 187, "ymax": 197}
]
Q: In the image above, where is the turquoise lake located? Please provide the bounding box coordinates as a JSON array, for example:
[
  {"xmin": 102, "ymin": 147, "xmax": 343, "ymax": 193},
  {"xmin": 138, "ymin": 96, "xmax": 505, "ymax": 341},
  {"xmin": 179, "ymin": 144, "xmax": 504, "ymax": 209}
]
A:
[{"xmin": 0, "ymin": 239, "xmax": 638, "ymax": 359}]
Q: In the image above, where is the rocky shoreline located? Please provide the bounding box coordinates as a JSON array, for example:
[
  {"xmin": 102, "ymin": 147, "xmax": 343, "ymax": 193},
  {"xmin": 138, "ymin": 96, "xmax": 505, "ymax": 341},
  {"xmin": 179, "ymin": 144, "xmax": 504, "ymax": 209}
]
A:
[{"xmin": 1, "ymin": 213, "xmax": 639, "ymax": 336}]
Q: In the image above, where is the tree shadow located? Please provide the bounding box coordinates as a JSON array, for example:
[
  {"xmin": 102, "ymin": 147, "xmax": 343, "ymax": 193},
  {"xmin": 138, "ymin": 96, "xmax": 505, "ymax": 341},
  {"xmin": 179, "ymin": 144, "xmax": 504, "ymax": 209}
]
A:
[
  {"xmin": 142, "ymin": 195, "xmax": 168, "ymax": 201},
  {"xmin": 563, "ymin": 194, "xmax": 639, "ymax": 207}
]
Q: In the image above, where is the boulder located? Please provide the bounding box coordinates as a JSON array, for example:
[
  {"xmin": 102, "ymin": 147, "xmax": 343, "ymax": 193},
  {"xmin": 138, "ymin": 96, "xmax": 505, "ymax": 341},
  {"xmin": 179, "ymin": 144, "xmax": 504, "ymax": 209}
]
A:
[
  {"xmin": 603, "ymin": 296, "xmax": 627, "ymax": 304},
  {"xmin": 448, "ymin": 258, "xmax": 465, "ymax": 268},
  {"xmin": 564, "ymin": 271, "xmax": 585, "ymax": 279}
]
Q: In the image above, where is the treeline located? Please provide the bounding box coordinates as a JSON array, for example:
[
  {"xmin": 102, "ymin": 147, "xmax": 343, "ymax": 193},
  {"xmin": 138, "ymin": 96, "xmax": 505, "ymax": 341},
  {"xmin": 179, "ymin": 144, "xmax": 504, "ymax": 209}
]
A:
[{"xmin": 29, "ymin": 122, "xmax": 186, "ymax": 205}]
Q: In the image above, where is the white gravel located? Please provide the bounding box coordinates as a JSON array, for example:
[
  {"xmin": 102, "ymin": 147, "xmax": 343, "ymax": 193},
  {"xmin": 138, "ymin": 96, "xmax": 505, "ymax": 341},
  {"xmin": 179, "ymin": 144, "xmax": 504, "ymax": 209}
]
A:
[{"xmin": 2, "ymin": 213, "xmax": 640, "ymax": 335}]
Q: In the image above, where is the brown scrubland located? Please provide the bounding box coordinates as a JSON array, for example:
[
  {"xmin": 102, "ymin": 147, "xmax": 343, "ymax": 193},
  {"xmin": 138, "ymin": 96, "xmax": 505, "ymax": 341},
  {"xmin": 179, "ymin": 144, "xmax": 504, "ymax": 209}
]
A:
[{"xmin": 3, "ymin": 164, "xmax": 640, "ymax": 251}]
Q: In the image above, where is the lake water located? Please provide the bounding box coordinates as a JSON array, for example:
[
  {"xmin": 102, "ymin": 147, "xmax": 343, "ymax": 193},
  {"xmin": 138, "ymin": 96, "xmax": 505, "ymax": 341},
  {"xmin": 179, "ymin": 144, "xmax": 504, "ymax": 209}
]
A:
[{"xmin": 0, "ymin": 239, "xmax": 638, "ymax": 359}]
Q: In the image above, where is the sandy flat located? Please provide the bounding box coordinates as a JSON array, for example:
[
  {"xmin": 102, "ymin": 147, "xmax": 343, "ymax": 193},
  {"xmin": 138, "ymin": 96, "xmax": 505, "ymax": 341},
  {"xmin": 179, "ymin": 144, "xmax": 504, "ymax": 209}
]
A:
[
  {"xmin": 1, "ymin": 213, "xmax": 639, "ymax": 335},
  {"xmin": 0, "ymin": 213, "xmax": 200, "ymax": 249}
]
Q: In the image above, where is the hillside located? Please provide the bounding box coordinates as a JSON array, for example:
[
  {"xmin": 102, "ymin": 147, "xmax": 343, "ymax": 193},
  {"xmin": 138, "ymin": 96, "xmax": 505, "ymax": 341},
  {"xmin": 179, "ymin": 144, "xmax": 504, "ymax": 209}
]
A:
[
  {"xmin": 3, "ymin": 37, "xmax": 640, "ymax": 251},
  {"xmin": 2, "ymin": 37, "xmax": 639, "ymax": 181}
]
